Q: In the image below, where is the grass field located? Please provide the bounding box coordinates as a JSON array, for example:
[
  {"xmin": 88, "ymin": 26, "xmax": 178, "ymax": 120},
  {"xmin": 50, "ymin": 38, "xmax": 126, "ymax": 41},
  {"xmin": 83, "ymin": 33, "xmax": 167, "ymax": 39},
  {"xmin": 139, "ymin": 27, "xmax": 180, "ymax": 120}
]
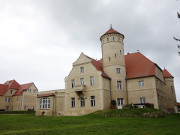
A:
[{"xmin": 0, "ymin": 109, "xmax": 180, "ymax": 135}]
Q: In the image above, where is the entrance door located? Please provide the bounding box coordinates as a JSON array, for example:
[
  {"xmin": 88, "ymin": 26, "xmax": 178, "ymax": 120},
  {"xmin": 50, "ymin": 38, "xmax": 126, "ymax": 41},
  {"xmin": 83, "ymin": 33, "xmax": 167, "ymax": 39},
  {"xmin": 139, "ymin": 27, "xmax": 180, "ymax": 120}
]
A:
[{"xmin": 117, "ymin": 98, "xmax": 124, "ymax": 109}]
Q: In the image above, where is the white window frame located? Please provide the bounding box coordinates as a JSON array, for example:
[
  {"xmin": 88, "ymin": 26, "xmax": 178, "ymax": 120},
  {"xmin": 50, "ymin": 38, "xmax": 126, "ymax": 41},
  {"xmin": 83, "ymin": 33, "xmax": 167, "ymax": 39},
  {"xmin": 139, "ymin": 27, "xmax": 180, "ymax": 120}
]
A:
[
  {"xmin": 80, "ymin": 78, "xmax": 84, "ymax": 85},
  {"xmin": 71, "ymin": 97, "xmax": 75, "ymax": 108},
  {"xmin": 71, "ymin": 79, "xmax": 75, "ymax": 88},
  {"xmin": 80, "ymin": 67, "xmax": 84, "ymax": 73},
  {"xmin": 39, "ymin": 98, "xmax": 50, "ymax": 109},
  {"xmin": 90, "ymin": 76, "xmax": 94, "ymax": 86},
  {"xmin": 140, "ymin": 97, "xmax": 146, "ymax": 104},
  {"xmin": 91, "ymin": 96, "xmax": 95, "ymax": 107},
  {"xmin": 81, "ymin": 97, "xmax": 85, "ymax": 107},
  {"xmin": 138, "ymin": 81, "xmax": 144, "ymax": 87},
  {"xmin": 117, "ymin": 81, "xmax": 122, "ymax": 90},
  {"xmin": 116, "ymin": 68, "xmax": 120, "ymax": 74}
]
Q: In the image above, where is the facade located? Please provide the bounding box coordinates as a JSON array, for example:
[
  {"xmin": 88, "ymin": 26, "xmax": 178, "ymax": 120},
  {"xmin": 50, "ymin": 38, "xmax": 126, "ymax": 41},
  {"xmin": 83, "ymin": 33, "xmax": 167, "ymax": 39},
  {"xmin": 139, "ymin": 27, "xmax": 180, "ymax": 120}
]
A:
[
  {"xmin": 0, "ymin": 80, "xmax": 38, "ymax": 111},
  {"xmin": 36, "ymin": 27, "xmax": 177, "ymax": 116}
]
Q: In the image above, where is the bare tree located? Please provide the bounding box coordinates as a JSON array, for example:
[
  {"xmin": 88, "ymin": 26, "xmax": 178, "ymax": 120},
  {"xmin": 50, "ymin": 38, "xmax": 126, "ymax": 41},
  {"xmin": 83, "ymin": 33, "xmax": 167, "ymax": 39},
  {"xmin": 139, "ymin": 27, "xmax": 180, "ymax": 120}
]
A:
[{"xmin": 174, "ymin": 0, "xmax": 180, "ymax": 55}]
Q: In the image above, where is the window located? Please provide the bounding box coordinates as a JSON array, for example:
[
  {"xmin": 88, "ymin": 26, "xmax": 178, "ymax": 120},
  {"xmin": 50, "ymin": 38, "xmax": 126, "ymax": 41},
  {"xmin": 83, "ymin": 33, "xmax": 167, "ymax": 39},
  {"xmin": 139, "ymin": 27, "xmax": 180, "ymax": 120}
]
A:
[
  {"xmin": 107, "ymin": 38, "xmax": 109, "ymax": 43},
  {"xmin": 115, "ymin": 54, "xmax": 117, "ymax": 58},
  {"xmin": 116, "ymin": 68, "xmax": 120, "ymax": 74},
  {"xmin": 117, "ymin": 81, "xmax": 122, "ymax": 90},
  {"xmin": 91, "ymin": 96, "xmax": 95, "ymax": 107},
  {"xmin": 80, "ymin": 78, "xmax": 84, "ymax": 85},
  {"xmin": 138, "ymin": 81, "xmax": 144, "ymax": 87},
  {"xmin": 71, "ymin": 79, "xmax": 75, "ymax": 88},
  {"xmin": 33, "ymin": 89, "xmax": 36, "ymax": 93},
  {"xmin": 118, "ymin": 37, "xmax": 120, "ymax": 42},
  {"xmin": 8, "ymin": 97, "xmax": 10, "ymax": 102},
  {"xmin": 17, "ymin": 97, "xmax": 19, "ymax": 102},
  {"xmin": 10, "ymin": 90, "xmax": 13, "ymax": 95},
  {"xmin": 25, "ymin": 98, "xmax": 27, "ymax": 103},
  {"xmin": 29, "ymin": 89, "xmax": 31, "ymax": 93},
  {"xmin": 24, "ymin": 105, "xmax": 26, "ymax": 110},
  {"xmin": 109, "ymin": 57, "xmax": 110, "ymax": 62},
  {"xmin": 39, "ymin": 98, "xmax": 50, "ymax": 109},
  {"xmin": 17, "ymin": 106, "xmax": 20, "ymax": 110},
  {"xmin": 140, "ymin": 97, "xmax": 146, "ymax": 104},
  {"xmin": 120, "ymin": 50, "xmax": 121, "ymax": 55},
  {"xmin": 171, "ymin": 86, "xmax": 174, "ymax": 93},
  {"xmin": 71, "ymin": 97, "xmax": 75, "ymax": 108},
  {"xmin": 90, "ymin": 76, "xmax": 94, "ymax": 86},
  {"xmin": 113, "ymin": 37, "xmax": 115, "ymax": 41},
  {"xmin": 81, "ymin": 97, "xmax": 85, "ymax": 107},
  {"xmin": 5, "ymin": 97, "xmax": 7, "ymax": 102},
  {"xmin": 80, "ymin": 67, "xmax": 84, "ymax": 73}
]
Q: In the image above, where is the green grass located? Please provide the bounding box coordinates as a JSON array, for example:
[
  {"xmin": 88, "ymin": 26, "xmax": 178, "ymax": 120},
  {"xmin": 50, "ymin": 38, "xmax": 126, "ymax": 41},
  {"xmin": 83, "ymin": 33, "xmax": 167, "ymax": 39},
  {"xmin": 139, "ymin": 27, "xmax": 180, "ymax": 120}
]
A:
[{"xmin": 0, "ymin": 109, "xmax": 180, "ymax": 135}]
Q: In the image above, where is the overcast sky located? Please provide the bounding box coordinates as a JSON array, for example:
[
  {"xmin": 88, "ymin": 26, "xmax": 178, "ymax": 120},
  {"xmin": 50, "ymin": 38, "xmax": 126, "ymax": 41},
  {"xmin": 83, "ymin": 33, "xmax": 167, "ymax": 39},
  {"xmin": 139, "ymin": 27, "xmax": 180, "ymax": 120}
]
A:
[{"xmin": 0, "ymin": 0, "xmax": 180, "ymax": 101}]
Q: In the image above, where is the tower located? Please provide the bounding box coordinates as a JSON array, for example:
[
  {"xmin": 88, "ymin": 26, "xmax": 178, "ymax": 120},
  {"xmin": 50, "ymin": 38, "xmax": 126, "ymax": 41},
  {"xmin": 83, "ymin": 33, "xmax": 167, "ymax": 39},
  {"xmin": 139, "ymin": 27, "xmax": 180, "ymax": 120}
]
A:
[{"xmin": 100, "ymin": 26, "xmax": 127, "ymax": 108}]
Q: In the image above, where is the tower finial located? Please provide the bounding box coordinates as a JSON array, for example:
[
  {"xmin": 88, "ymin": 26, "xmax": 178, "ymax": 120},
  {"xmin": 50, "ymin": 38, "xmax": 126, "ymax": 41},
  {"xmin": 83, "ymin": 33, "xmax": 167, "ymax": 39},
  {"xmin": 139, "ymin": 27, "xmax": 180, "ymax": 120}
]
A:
[{"xmin": 110, "ymin": 24, "xmax": 112, "ymax": 29}]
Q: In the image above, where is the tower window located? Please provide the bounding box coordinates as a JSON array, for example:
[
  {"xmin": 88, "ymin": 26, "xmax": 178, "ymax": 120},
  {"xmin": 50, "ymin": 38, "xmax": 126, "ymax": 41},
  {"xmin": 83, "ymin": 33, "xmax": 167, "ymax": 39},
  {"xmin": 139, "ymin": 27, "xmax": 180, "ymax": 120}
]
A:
[
  {"xmin": 107, "ymin": 38, "xmax": 109, "ymax": 43},
  {"xmin": 138, "ymin": 81, "xmax": 144, "ymax": 87},
  {"xmin": 116, "ymin": 68, "xmax": 120, "ymax": 74},
  {"xmin": 117, "ymin": 81, "xmax": 122, "ymax": 90},
  {"xmin": 109, "ymin": 57, "xmax": 110, "ymax": 62},
  {"xmin": 115, "ymin": 54, "xmax": 117, "ymax": 58},
  {"xmin": 113, "ymin": 37, "xmax": 115, "ymax": 41},
  {"xmin": 171, "ymin": 86, "xmax": 174, "ymax": 93}
]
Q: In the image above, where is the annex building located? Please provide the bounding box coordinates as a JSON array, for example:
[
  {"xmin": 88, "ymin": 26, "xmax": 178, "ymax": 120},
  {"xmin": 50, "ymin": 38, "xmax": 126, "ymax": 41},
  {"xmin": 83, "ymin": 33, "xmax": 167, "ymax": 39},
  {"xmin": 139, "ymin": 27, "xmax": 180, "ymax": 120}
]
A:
[
  {"xmin": 0, "ymin": 80, "xmax": 38, "ymax": 111},
  {"xmin": 36, "ymin": 27, "xmax": 177, "ymax": 116}
]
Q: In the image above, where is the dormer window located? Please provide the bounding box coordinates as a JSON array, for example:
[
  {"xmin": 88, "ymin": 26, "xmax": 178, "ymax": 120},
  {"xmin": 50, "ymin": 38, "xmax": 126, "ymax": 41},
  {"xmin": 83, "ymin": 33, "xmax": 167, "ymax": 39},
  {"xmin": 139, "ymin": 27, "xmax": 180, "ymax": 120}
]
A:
[
  {"xmin": 10, "ymin": 90, "xmax": 13, "ymax": 95},
  {"xmin": 80, "ymin": 67, "xmax": 84, "ymax": 73}
]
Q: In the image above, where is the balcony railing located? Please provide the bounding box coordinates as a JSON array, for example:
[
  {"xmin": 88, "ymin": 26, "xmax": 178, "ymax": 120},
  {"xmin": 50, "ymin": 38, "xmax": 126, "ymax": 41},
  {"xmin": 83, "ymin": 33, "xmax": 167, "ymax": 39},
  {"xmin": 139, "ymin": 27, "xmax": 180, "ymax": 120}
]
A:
[{"xmin": 75, "ymin": 85, "xmax": 86, "ymax": 92}]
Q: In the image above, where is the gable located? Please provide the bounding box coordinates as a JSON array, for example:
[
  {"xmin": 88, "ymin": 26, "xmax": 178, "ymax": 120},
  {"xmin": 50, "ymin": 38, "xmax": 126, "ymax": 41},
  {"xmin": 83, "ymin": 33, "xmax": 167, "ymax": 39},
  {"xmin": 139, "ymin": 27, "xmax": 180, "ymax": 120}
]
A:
[{"xmin": 73, "ymin": 53, "xmax": 92, "ymax": 66}]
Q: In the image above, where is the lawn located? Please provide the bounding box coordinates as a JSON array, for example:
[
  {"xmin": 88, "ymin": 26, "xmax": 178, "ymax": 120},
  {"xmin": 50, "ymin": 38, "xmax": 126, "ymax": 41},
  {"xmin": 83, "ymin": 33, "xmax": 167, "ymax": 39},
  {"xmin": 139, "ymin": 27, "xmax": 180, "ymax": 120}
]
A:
[{"xmin": 0, "ymin": 109, "xmax": 180, "ymax": 135}]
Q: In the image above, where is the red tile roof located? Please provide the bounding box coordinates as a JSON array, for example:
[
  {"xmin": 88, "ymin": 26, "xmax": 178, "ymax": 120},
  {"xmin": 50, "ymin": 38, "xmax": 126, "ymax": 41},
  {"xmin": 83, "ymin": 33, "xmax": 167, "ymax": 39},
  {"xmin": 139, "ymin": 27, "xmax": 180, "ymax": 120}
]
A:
[
  {"xmin": 0, "ymin": 80, "xmax": 34, "ymax": 96},
  {"xmin": 0, "ymin": 84, "xmax": 9, "ymax": 96},
  {"xmin": 85, "ymin": 55, "xmax": 111, "ymax": 79},
  {"xmin": 14, "ymin": 83, "xmax": 33, "ymax": 96},
  {"xmin": 163, "ymin": 69, "xmax": 174, "ymax": 78},
  {"xmin": 101, "ymin": 27, "xmax": 124, "ymax": 38},
  {"xmin": 84, "ymin": 52, "xmax": 173, "ymax": 80},
  {"xmin": 4, "ymin": 80, "xmax": 20, "ymax": 90},
  {"xmin": 125, "ymin": 52, "xmax": 155, "ymax": 79},
  {"xmin": 37, "ymin": 93, "xmax": 55, "ymax": 98}
]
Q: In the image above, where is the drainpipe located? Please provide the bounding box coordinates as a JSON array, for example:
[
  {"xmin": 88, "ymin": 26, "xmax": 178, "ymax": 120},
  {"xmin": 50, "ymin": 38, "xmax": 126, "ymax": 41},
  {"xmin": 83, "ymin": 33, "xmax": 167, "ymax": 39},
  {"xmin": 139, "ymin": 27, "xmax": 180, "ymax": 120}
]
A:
[
  {"xmin": 110, "ymin": 80, "xmax": 112, "ymax": 109},
  {"xmin": 125, "ymin": 77, "xmax": 129, "ymax": 105}
]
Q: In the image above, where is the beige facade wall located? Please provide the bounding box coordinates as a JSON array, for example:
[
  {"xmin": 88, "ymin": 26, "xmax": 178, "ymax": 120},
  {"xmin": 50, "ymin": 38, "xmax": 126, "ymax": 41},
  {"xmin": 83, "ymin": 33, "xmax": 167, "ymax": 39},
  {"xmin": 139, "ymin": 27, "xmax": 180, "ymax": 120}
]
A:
[
  {"xmin": 165, "ymin": 78, "xmax": 177, "ymax": 113},
  {"xmin": 127, "ymin": 76, "xmax": 159, "ymax": 109},
  {"xmin": 36, "ymin": 90, "xmax": 65, "ymax": 116},
  {"xmin": 64, "ymin": 53, "xmax": 111, "ymax": 116},
  {"xmin": 0, "ymin": 83, "xmax": 38, "ymax": 111}
]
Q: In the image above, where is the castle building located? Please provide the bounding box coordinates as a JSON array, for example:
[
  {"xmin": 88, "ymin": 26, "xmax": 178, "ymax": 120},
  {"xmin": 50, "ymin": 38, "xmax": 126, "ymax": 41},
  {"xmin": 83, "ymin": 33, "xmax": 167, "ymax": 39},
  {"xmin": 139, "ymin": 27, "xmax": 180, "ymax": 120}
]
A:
[
  {"xmin": 36, "ymin": 27, "xmax": 177, "ymax": 116},
  {"xmin": 0, "ymin": 80, "xmax": 38, "ymax": 111}
]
